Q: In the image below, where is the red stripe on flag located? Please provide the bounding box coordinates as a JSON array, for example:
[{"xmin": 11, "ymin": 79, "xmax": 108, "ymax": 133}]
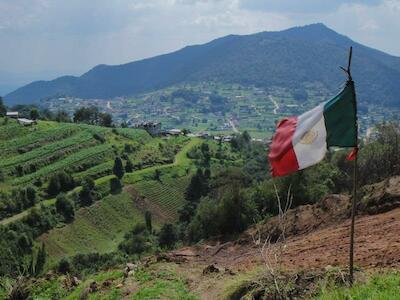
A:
[
  {"xmin": 268, "ymin": 117, "xmax": 299, "ymax": 177},
  {"xmin": 346, "ymin": 146, "xmax": 358, "ymax": 161}
]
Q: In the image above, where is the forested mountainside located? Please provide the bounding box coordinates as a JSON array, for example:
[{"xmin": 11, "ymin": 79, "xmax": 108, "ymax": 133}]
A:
[{"xmin": 6, "ymin": 23, "xmax": 400, "ymax": 107}]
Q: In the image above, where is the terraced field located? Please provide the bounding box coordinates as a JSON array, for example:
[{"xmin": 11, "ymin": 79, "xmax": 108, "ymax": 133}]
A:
[
  {"xmin": 0, "ymin": 118, "xmax": 205, "ymax": 268},
  {"xmin": 0, "ymin": 119, "xmax": 152, "ymax": 189},
  {"xmin": 134, "ymin": 176, "xmax": 191, "ymax": 220},
  {"xmin": 39, "ymin": 191, "xmax": 145, "ymax": 261},
  {"xmin": 0, "ymin": 118, "xmax": 185, "ymax": 224}
]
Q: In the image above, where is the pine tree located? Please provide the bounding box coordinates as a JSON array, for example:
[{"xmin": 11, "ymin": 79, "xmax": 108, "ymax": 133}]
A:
[
  {"xmin": 145, "ymin": 211, "xmax": 152, "ymax": 233},
  {"xmin": 113, "ymin": 157, "xmax": 125, "ymax": 179},
  {"xmin": 25, "ymin": 186, "xmax": 36, "ymax": 206},
  {"xmin": 35, "ymin": 243, "xmax": 46, "ymax": 275}
]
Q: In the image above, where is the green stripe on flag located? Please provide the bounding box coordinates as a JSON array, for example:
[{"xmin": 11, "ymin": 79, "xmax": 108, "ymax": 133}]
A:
[{"xmin": 323, "ymin": 81, "xmax": 357, "ymax": 147}]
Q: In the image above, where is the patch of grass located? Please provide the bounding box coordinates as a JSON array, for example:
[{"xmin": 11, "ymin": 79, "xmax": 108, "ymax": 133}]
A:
[
  {"xmin": 313, "ymin": 271, "xmax": 400, "ymax": 300},
  {"xmin": 131, "ymin": 268, "xmax": 198, "ymax": 300},
  {"xmin": 28, "ymin": 276, "xmax": 69, "ymax": 300},
  {"xmin": 64, "ymin": 270, "xmax": 124, "ymax": 300}
]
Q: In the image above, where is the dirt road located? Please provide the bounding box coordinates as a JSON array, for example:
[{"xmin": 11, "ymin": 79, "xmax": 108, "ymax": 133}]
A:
[{"xmin": 269, "ymin": 95, "xmax": 279, "ymax": 114}]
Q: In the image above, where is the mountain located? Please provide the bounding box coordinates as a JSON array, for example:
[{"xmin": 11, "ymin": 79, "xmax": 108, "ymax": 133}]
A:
[{"xmin": 5, "ymin": 23, "xmax": 400, "ymax": 106}]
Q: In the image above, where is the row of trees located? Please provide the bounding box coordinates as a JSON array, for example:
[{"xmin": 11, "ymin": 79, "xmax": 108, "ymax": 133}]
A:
[{"xmin": 0, "ymin": 100, "xmax": 113, "ymax": 127}]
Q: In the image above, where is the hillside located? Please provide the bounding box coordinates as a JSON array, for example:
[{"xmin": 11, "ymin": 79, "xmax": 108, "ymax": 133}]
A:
[
  {"xmin": 4, "ymin": 177, "xmax": 399, "ymax": 299},
  {"xmin": 5, "ymin": 23, "xmax": 400, "ymax": 107}
]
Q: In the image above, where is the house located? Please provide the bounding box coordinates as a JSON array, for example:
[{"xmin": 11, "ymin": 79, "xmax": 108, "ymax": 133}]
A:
[
  {"xmin": 17, "ymin": 118, "xmax": 36, "ymax": 126},
  {"xmin": 198, "ymin": 131, "xmax": 210, "ymax": 139},
  {"xmin": 6, "ymin": 112, "xmax": 19, "ymax": 118},
  {"xmin": 222, "ymin": 135, "xmax": 233, "ymax": 142},
  {"xmin": 168, "ymin": 129, "xmax": 182, "ymax": 136},
  {"xmin": 136, "ymin": 121, "xmax": 161, "ymax": 136}
]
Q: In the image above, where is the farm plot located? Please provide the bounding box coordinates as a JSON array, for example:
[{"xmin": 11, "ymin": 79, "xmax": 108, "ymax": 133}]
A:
[
  {"xmin": 134, "ymin": 175, "xmax": 190, "ymax": 220},
  {"xmin": 11, "ymin": 144, "xmax": 115, "ymax": 185},
  {"xmin": 0, "ymin": 130, "xmax": 97, "ymax": 171},
  {"xmin": 0, "ymin": 124, "xmax": 80, "ymax": 158}
]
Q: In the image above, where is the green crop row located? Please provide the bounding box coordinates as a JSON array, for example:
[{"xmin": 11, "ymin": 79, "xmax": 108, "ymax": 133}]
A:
[
  {"xmin": 134, "ymin": 175, "xmax": 190, "ymax": 219},
  {"xmin": 0, "ymin": 131, "xmax": 97, "ymax": 169},
  {"xmin": 115, "ymin": 128, "xmax": 152, "ymax": 143},
  {"xmin": 0, "ymin": 124, "xmax": 80, "ymax": 156},
  {"xmin": 11, "ymin": 144, "xmax": 115, "ymax": 185},
  {"xmin": 73, "ymin": 160, "xmax": 114, "ymax": 182}
]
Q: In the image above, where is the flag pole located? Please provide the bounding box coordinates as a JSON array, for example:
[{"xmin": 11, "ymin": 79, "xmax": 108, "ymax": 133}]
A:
[{"xmin": 344, "ymin": 46, "xmax": 358, "ymax": 285}]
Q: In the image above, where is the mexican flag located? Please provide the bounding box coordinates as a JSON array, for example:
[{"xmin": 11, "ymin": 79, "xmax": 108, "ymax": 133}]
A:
[{"xmin": 268, "ymin": 80, "xmax": 357, "ymax": 177}]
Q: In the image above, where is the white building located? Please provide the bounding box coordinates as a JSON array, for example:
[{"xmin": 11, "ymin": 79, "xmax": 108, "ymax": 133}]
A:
[
  {"xmin": 6, "ymin": 112, "xmax": 19, "ymax": 118},
  {"xmin": 17, "ymin": 118, "xmax": 36, "ymax": 126}
]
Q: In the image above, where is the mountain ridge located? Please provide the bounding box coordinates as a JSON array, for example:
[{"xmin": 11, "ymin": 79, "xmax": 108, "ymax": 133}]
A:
[{"xmin": 5, "ymin": 23, "xmax": 400, "ymax": 106}]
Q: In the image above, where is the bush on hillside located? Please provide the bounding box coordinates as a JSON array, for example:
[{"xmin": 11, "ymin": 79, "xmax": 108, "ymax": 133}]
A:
[
  {"xmin": 158, "ymin": 223, "xmax": 177, "ymax": 249},
  {"xmin": 55, "ymin": 193, "xmax": 75, "ymax": 222}
]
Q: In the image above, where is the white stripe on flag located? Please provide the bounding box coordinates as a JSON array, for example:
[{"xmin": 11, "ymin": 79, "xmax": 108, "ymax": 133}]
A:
[{"xmin": 292, "ymin": 103, "xmax": 327, "ymax": 169}]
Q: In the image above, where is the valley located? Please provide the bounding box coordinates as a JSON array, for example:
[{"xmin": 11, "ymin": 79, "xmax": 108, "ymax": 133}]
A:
[{"xmin": 39, "ymin": 82, "xmax": 399, "ymax": 139}]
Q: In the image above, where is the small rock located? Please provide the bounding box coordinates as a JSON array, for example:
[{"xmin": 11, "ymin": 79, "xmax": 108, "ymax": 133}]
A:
[
  {"xmin": 89, "ymin": 281, "xmax": 97, "ymax": 293},
  {"xmin": 102, "ymin": 280, "xmax": 112, "ymax": 288},
  {"xmin": 126, "ymin": 263, "xmax": 137, "ymax": 271},
  {"xmin": 72, "ymin": 276, "xmax": 81, "ymax": 287},
  {"xmin": 202, "ymin": 264, "xmax": 220, "ymax": 275}
]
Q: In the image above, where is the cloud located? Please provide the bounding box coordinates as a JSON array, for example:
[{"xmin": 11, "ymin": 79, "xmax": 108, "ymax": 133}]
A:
[{"xmin": 239, "ymin": 0, "xmax": 382, "ymax": 13}]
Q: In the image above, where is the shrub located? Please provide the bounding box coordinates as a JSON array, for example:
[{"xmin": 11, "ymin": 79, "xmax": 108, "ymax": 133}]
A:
[
  {"xmin": 58, "ymin": 258, "xmax": 71, "ymax": 274},
  {"xmin": 158, "ymin": 224, "xmax": 177, "ymax": 249},
  {"xmin": 113, "ymin": 157, "xmax": 125, "ymax": 179},
  {"xmin": 110, "ymin": 177, "xmax": 122, "ymax": 194},
  {"xmin": 55, "ymin": 194, "xmax": 75, "ymax": 222}
]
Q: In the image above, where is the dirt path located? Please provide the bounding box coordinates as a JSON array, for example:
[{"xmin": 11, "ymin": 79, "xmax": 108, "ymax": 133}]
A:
[
  {"xmin": 269, "ymin": 95, "xmax": 279, "ymax": 114},
  {"xmin": 228, "ymin": 118, "xmax": 239, "ymax": 133},
  {"xmin": 164, "ymin": 208, "xmax": 400, "ymax": 298},
  {"xmin": 177, "ymin": 208, "xmax": 400, "ymax": 271}
]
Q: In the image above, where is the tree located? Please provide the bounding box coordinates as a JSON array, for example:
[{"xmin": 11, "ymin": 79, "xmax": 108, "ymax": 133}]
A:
[
  {"xmin": 145, "ymin": 211, "xmax": 152, "ymax": 233},
  {"xmin": 0, "ymin": 96, "xmax": 6, "ymax": 117},
  {"xmin": 118, "ymin": 223, "xmax": 152, "ymax": 255},
  {"xmin": 25, "ymin": 186, "xmax": 36, "ymax": 206},
  {"xmin": 113, "ymin": 157, "xmax": 125, "ymax": 179},
  {"xmin": 125, "ymin": 159, "xmax": 134, "ymax": 172},
  {"xmin": 158, "ymin": 224, "xmax": 177, "ymax": 249},
  {"xmin": 185, "ymin": 169, "xmax": 208, "ymax": 203},
  {"xmin": 79, "ymin": 186, "xmax": 93, "ymax": 206},
  {"xmin": 58, "ymin": 258, "xmax": 71, "ymax": 274},
  {"xmin": 47, "ymin": 174, "xmax": 61, "ymax": 196},
  {"xmin": 47, "ymin": 172, "xmax": 74, "ymax": 196},
  {"xmin": 55, "ymin": 110, "xmax": 70, "ymax": 122},
  {"xmin": 154, "ymin": 169, "xmax": 161, "ymax": 181},
  {"xmin": 110, "ymin": 177, "xmax": 122, "ymax": 194},
  {"xmin": 200, "ymin": 143, "xmax": 211, "ymax": 166},
  {"xmin": 30, "ymin": 108, "xmax": 39, "ymax": 120},
  {"xmin": 56, "ymin": 193, "xmax": 75, "ymax": 222},
  {"xmin": 35, "ymin": 243, "xmax": 46, "ymax": 275},
  {"xmin": 99, "ymin": 113, "xmax": 113, "ymax": 127}
]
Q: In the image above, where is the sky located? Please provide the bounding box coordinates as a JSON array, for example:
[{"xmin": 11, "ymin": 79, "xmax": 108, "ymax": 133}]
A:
[{"xmin": 0, "ymin": 0, "xmax": 399, "ymax": 95}]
